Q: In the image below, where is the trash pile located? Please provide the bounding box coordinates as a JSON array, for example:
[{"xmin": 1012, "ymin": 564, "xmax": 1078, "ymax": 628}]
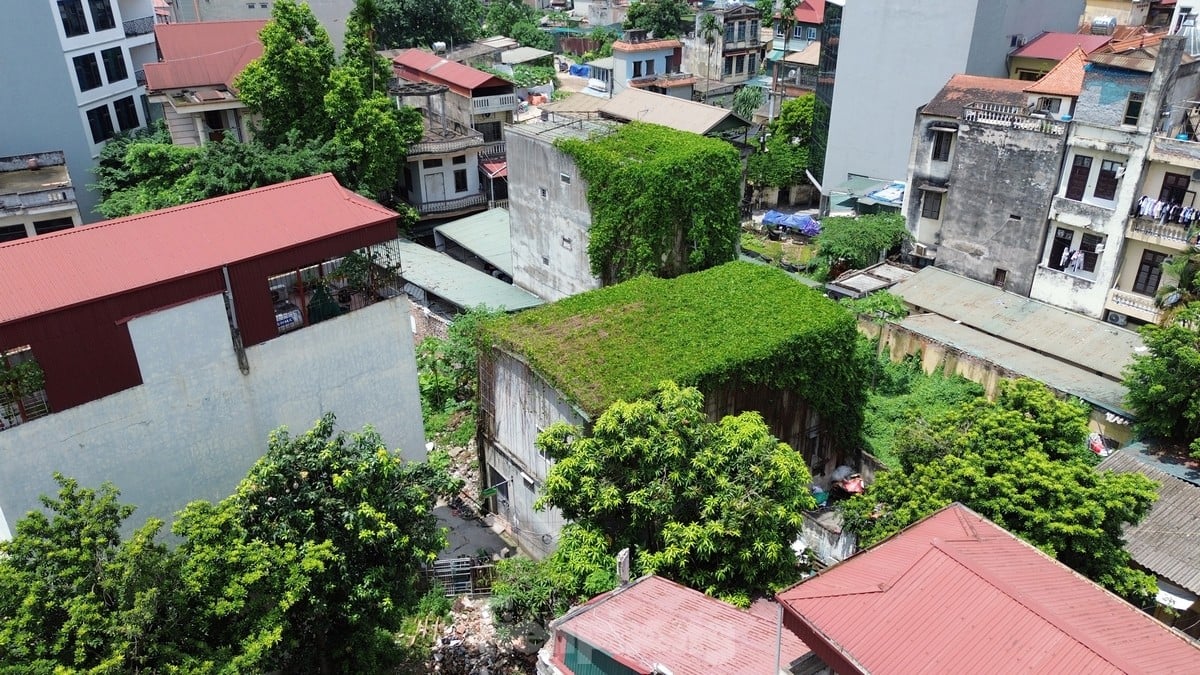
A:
[{"xmin": 427, "ymin": 596, "xmax": 538, "ymax": 675}]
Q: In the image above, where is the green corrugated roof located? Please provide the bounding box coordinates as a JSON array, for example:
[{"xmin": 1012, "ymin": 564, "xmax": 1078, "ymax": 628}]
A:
[
  {"xmin": 377, "ymin": 238, "xmax": 543, "ymax": 312},
  {"xmin": 434, "ymin": 208, "xmax": 513, "ymax": 276},
  {"xmin": 829, "ymin": 176, "xmax": 889, "ymax": 196}
]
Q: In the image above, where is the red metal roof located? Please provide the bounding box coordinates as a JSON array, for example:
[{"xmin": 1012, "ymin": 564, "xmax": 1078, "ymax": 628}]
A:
[
  {"xmin": 777, "ymin": 503, "xmax": 1200, "ymax": 674},
  {"xmin": 0, "ymin": 174, "xmax": 397, "ymax": 324},
  {"xmin": 480, "ymin": 159, "xmax": 507, "ymax": 179},
  {"xmin": 144, "ymin": 20, "xmax": 267, "ymax": 92},
  {"xmin": 555, "ymin": 575, "xmax": 810, "ymax": 674},
  {"xmin": 793, "ymin": 0, "xmax": 825, "ymax": 25},
  {"xmin": 392, "ymin": 49, "xmax": 510, "ymax": 94},
  {"xmin": 1012, "ymin": 31, "xmax": 1112, "ymax": 60}
]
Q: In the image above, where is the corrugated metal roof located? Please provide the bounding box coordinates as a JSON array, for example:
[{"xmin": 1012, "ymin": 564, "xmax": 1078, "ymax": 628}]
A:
[
  {"xmin": 898, "ymin": 313, "xmax": 1131, "ymax": 416},
  {"xmin": 1012, "ymin": 32, "xmax": 1112, "ymax": 60},
  {"xmin": 1025, "ymin": 45, "xmax": 1088, "ymax": 97},
  {"xmin": 890, "ymin": 267, "xmax": 1142, "ymax": 381},
  {"xmin": 1098, "ymin": 450, "xmax": 1200, "ymax": 594},
  {"xmin": 611, "ymin": 38, "xmax": 682, "ymax": 53},
  {"xmin": 555, "ymin": 575, "xmax": 810, "ymax": 674},
  {"xmin": 0, "ymin": 174, "xmax": 396, "ymax": 325},
  {"xmin": 500, "ymin": 46, "xmax": 553, "ymax": 64},
  {"xmin": 144, "ymin": 20, "xmax": 266, "ymax": 92},
  {"xmin": 792, "ymin": 0, "xmax": 825, "ymax": 25},
  {"xmin": 1121, "ymin": 441, "xmax": 1200, "ymax": 486},
  {"xmin": 537, "ymin": 92, "xmax": 609, "ymax": 114},
  {"xmin": 391, "ymin": 49, "xmax": 509, "ymax": 92},
  {"xmin": 778, "ymin": 503, "xmax": 1200, "ymax": 674},
  {"xmin": 599, "ymin": 88, "xmax": 744, "ymax": 134},
  {"xmin": 784, "ymin": 41, "xmax": 821, "ymax": 66},
  {"xmin": 922, "ymin": 74, "xmax": 1030, "ymax": 118},
  {"xmin": 375, "ymin": 239, "xmax": 542, "ymax": 311},
  {"xmin": 433, "ymin": 208, "xmax": 513, "ymax": 276}
]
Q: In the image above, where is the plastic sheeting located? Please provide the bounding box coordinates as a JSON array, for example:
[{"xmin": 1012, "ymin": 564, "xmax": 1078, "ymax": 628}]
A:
[
  {"xmin": 763, "ymin": 210, "xmax": 821, "ymax": 236},
  {"xmin": 568, "ymin": 64, "xmax": 590, "ymax": 77}
]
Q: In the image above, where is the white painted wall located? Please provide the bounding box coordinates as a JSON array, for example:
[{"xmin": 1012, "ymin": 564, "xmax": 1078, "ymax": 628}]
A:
[{"xmin": 0, "ymin": 293, "xmax": 425, "ymax": 537}]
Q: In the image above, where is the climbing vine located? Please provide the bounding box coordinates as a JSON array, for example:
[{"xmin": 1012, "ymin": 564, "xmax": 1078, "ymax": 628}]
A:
[{"xmin": 555, "ymin": 122, "xmax": 741, "ymax": 284}]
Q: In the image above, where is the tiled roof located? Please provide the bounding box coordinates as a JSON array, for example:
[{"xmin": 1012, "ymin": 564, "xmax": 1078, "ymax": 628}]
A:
[
  {"xmin": 1098, "ymin": 449, "xmax": 1200, "ymax": 594},
  {"xmin": 921, "ymin": 73, "xmax": 1030, "ymax": 118},
  {"xmin": 0, "ymin": 175, "xmax": 397, "ymax": 324},
  {"xmin": 1025, "ymin": 45, "xmax": 1088, "ymax": 97},
  {"xmin": 555, "ymin": 575, "xmax": 810, "ymax": 674},
  {"xmin": 778, "ymin": 503, "xmax": 1200, "ymax": 674},
  {"xmin": 1012, "ymin": 31, "xmax": 1112, "ymax": 60},
  {"xmin": 611, "ymin": 38, "xmax": 682, "ymax": 53},
  {"xmin": 598, "ymin": 88, "xmax": 743, "ymax": 134},
  {"xmin": 143, "ymin": 20, "xmax": 266, "ymax": 92},
  {"xmin": 792, "ymin": 0, "xmax": 825, "ymax": 25},
  {"xmin": 391, "ymin": 49, "xmax": 510, "ymax": 92}
]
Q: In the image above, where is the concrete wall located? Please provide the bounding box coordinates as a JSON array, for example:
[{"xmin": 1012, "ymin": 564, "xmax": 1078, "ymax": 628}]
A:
[
  {"xmin": 1073, "ymin": 65, "xmax": 1151, "ymax": 128},
  {"xmin": 169, "ymin": 0, "xmax": 353, "ymax": 49},
  {"xmin": 823, "ymin": 0, "xmax": 1085, "ymax": 188},
  {"xmin": 0, "ymin": 293, "xmax": 425, "ymax": 538},
  {"xmin": 506, "ymin": 126, "xmax": 601, "ymax": 301}
]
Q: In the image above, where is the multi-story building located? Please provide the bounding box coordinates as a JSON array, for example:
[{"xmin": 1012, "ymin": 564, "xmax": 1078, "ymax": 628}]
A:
[
  {"xmin": 816, "ymin": 0, "xmax": 1086, "ymax": 194},
  {"xmin": 0, "ymin": 0, "xmax": 163, "ymax": 220},
  {"xmin": 589, "ymin": 30, "xmax": 695, "ymax": 100},
  {"xmin": 764, "ymin": 0, "xmax": 824, "ymax": 98},
  {"xmin": 686, "ymin": 2, "xmax": 762, "ymax": 95},
  {"xmin": 0, "ymin": 151, "xmax": 83, "ymax": 243},
  {"xmin": 163, "ymin": 0, "xmax": 353, "ymax": 48}
]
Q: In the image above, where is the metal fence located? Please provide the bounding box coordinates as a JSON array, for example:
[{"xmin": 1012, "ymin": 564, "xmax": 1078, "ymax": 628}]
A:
[{"xmin": 423, "ymin": 556, "xmax": 496, "ymax": 597}]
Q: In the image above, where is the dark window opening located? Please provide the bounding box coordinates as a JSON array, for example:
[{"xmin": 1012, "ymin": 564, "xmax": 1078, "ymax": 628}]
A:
[
  {"xmin": 73, "ymin": 54, "xmax": 102, "ymax": 91},
  {"xmin": 114, "ymin": 96, "xmax": 140, "ymax": 132},
  {"xmin": 1160, "ymin": 172, "xmax": 1191, "ymax": 203},
  {"xmin": 33, "ymin": 217, "xmax": 75, "ymax": 235},
  {"xmin": 1133, "ymin": 249, "xmax": 1168, "ymax": 296},
  {"xmin": 1049, "ymin": 227, "xmax": 1073, "ymax": 271},
  {"xmin": 101, "ymin": 46, "xmax": 127, "ymax": 83},
  {"xmin": 1065, "ymin": 154, "xmax": 1092, "ymax": 201},
  {"xmin": 454, "ymin": 169, "xmax": 468, "ymax": 193},
  {"xmin": 993, "ymin": 268, "xmax": 1008, "ymax": 288},
  {"xmin": 921, "ymin": 191, "xmax": 942, "ymax": 219},
  {"xmin": 0, "ymin": 225, "xmax": 28, "ymax": 243},
  {"xmin": 931, "ymin": 130, "xmax": 952, "ymax": 161},
  {"xmin": 1094, "ymin": 160, "xmax": 1121, "ymax": 200},
  {"xmin": 1, "ymin": 347, "xmax": 50, "ymax": 431},
  {"xmin": 58, "ymin": 0, "xmax": 89, "ymax": 37},
  {"xmin": 86, "ymin": 104, "xmax": 115, "ymax": 144},
  {"xmin": 452, "ymin": 154, "xmax": 467, "ymax": 165},
  {"xmin": 423, "ymin": 158, "xmax": 443, "ymax": 169},
  {"xmin": 1124, "ymin": 92, "xmax": 1145, "ymax": 126},
  {"xmin": 1079, "ymin": 233, "xmax": 1104, "ymax": 272},
  {"xmin": 87, "ymin": 0, "xmax": 115, "ymax": 31}
]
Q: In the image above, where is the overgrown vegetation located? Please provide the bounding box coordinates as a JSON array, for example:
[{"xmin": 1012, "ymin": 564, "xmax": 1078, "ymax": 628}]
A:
[
  {"xmin": 481, "ymin": 64, "xmax": 557, "ymax": 88},
  {"xmin": 556, "ymin": 122, "xmax": 741, "ymax": 284},
  {"xmin": 483, "ymin": 261, "xmax": 869, "ymax": 445},
  {"xmin": 747, "ymin": 94, "xmax": 814, "ymax": 190},
  {"xmin": 740, "ymin": 230, "xmax": 814, "ymax": 267},
  {"xmin": 813, "ymin": 213, "xmax": 909, "ymax": 278},
  {"xmin": 1123, "ymin": 302, "xmax": 1200, "ymax": 457},
  {"xmin": 416, "ymin": 307, "xmax": 501, "ymax": 446}
]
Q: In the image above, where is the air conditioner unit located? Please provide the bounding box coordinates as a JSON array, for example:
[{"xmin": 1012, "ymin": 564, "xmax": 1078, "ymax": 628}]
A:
[{"xmin": 1106, "ymin": 311, "xmax": 1128, "ymax": 326}]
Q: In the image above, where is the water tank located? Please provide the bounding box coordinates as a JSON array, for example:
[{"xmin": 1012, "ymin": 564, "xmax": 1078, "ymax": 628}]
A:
[
  {"xmin": 1091, "ymin": 16, "xmax": 1117, "ymax": 36},
  {"xmin": 432, "ymin": 41, "xmax": 447, "ymax": 53}
]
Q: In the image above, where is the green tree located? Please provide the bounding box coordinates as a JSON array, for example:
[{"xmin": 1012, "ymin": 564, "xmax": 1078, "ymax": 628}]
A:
[
  {"xmin": 511, "ymin": 20, "xmax": 554, "ymax": 51},
  {"xmin": 236, "ymin": 0, "xmax": 337, "ymax": 145},
  {"xmin": 699, "ymin": 12, "xmax": 721, "ymax": 85},
  {"xmin": 376, "ymin": 0, "xmax": 481, "ymax": 49},
  {"xmin": 536, "ymin": 381, "xmax": 817, "ymax": 603},
  {"xmin": 187, "ymin": 131, "xmax": 341, "ymax": 199},
  {"xmin": 486, "ymin": 0, "xmax": 537, "ymax": 38},
  {"xmin": 94, "ymin": 141, "xmax": 202, "ymax": 218},
  {"xmin": 625, "ymin": 0, "xmax": 688, "ymax": 38},
  {"xmin": 769, "ymin": 0, "xmax": 800, "ymax": 119},
  {"xmin": 841, "ymin": 379, "xmax": 1160, "ymax": 600},
  {"xmin": 1152, "ymin": 251, "xmax": 1200, "ymax": 325},
  {"xmin": 814, "ymin": 212, "xmax": 908, "ymax": 273},
  {"xmin": 1123, "ymin": 302, "xmax": 1200, "ymax": 456},
  {"xmin": 747, "ymin": 94, "xmax": 813, "ymax": 189}
]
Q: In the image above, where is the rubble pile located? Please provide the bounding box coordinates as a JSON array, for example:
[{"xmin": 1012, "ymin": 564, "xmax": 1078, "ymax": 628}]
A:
[{"xmin": 427, "ymin": 596, "xmax": 538, "ymax": 675}]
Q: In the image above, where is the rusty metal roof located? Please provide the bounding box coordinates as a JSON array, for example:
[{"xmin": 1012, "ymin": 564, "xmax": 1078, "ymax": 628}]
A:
[
  {"xmin": 922, "ymin": 74, "xmax": 1031, "ymax": 118},
  {"xmin": 144, "ymin": 20, "xmax": 266, "ymax": 92},
  {"xmin": 1098, "ymin": 449, "xmax": 1200, "ymax": 594},
  {"xmin": 554, "ymin": 575, "xmax": 810, "ymax": 674},
  {"xmin": 392, "ymin": 49, "xmax": 511, "ymax": 92},
  {"xmin": 778, "ymin": 503, "xmax": 1200, "ymax": 674},
  {"xmin": 889, "ymin": 266, "xmax": 1143, "ymax": 381},
  {"xmin": 0, "ymin": 174, "xmax": 397, "ymax": 324}
]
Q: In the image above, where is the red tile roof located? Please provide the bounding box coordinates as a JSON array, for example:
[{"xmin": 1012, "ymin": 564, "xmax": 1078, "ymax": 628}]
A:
[
  {"xmin": 144, "ymin": 20, "xmax": 267, "ymax": 92},
  {"xmin": 777, "ymin": 503, "xmax": 1200, "ymax": 675},
  {"xmin": 1025, "ymin": 46, "xmax": 1087, "ymax": 97},
  {"xmin": 1012, "ymin": 31, "xmax": 1112, "ymax": 60},
  {"xmin": 611, "ymin": 38, "xmax": 682, "ymax": 53},
  {"xmin": 392, "ymin": 49, "xmax": 510, "ymax": 94},
  {"xmin": 0, "ymin": 175, "xmax": 397, "ymax": 324},
  {"xmin": 922, "ymin": 74, "xmax": 1031, "ymax": 117},
  {"xmin": 792, "ymin": 0, "xmax": 825, "ymax": 25},
  {"xmin": 555, "ymin": 575, "xmax": 810, "ymax": 674}
]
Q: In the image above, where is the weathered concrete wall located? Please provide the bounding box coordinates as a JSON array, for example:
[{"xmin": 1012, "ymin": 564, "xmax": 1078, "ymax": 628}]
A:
[
  {"xmin": 1073, "ymin": 65, "xmax": 1152, "ymax": 129},
  {"xmin": 506, "ymin": 127, "xmax": 601, "ymax": 301},
  {"xmin": 904, "ymin": 113, "xmax": 957, "ymax": 245},
  {"xmin": 932, "ymin": 122, "xmax": 1068, "ymax": 296},
  {"xmin": 0, "ymin": 294, "xmax": 425, "ymax": 538}
]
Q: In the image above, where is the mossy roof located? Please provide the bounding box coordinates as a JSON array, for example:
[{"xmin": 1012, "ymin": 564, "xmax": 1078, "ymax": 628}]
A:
[{"xmin": 484, "ymin": 261, "xmax": 854, "ymax": 415}]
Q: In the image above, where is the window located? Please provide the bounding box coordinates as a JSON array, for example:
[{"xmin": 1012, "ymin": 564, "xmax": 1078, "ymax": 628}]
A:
[
  {"xmin": 993, "ymin": 268, "xmax": 1008, "ymax": 288},
  {"xmin": 33, "ymin": 217, "xmax": 74, "ymax": 235},
  {"xmin": 736, "ymin": 21, "xmax": 746, "ymax": 43},
  {"xmin": 58, "ymin": 0, "xmax": 89, "ymax": 37},
  {"xmin": 931, "ymin": 129, "xmax": 952, "ymax": 162},
  {"xmin": 644, "ymin": 59, "xmax": 655, "ymax": 76},
  {"xmin": 723, "ymin": 57, "xmax": 733, "ymax": 76},
  {"xmin": 633, "ymin": 61, "xmax": 642, "ymax": 78},
  {"xmin": 100, "ymin": 47, "xmax": 127, "ymax": 83},
  {"xmin": 1065, "ymin": 154, "xmax": 1092, "ymax": 201},
  {"xmin": 1133, "ymin": 249, "xmax": 1168, "ymax": 295},
  {"xmin": 750, "ymin": 20, "xmax": 759, "ymax": 36},
  {"xmin": 1094, "ymin": 160, "xmax": 1122, "ymax": 200},
  {"xmin": 921, "ymin": 191, "xmax": 942, "ymax": 219},
  {"xmin": 735, "ymin": 54, "xmax": 745, "ymax": 74},
  {"xmin": 452, "ymin": 155, "xmax": 466, "ymax": 165},
  {"xmin": 87, "ymin": 0, "xmax": 115, "ymax": 31},
  {"xmin": 113, "ymin": 96, "xmax": 139, "ymax": 132},
  {"xmin": 1, "ymin": 346, "xmax": 50, "ymax": 429},
  {"xmin": 793, "ymin": 25, "xmax": 804, "ymax": 39},
  {"xmin": 807, "ymin": 27, "xmax": 818, "ymax": 41},
  {"xmin": 539, "ymin": 187, "xmax": 547, "ymax": 199},
  {"xmin": 1050, "ymin": 227, "xmax": 1073, "ymax": 270},
  {"xmin": 725, "ymin": 23, "xmax": 735, "ymax": 42},
  {"xmin": 453, "ymin": 169, "xmax": 468, "ymax": 193},
  {"xmin": 748, "ymin": 54, "xmax": 757, "ymax": 74},
  {"xmin": 1036, "ymin": 96, "xmax": 1061, "ymax": 114},
  {"xmin": 560, "ymin": 172, "xmax": 571, "ymax": 184},
  {"xmin": 1124, "ymin": 92, "xmax": 1145, "ymax": 126},
  {"xmin": 1079, "ymin": 233, "xmax": 1104, "ymax": 272},
  {"xmin": 1160, "ymin": 172, "xmax": 1191, "ymax": 203},
  {"xmin": 86, "ymin": 104, "xmax": 115, "ymax": 144},
  {"xmin": 774, "ymin": 21, "xmax": 784, "ymax": 38},
  {"xmin": 73, "ymin": 54, "xmax": 102, "ymax": 92},
  {"xmin": 422, "ymin": 158, "xmax": 442, "ymax": 169},
  {"xmin": 1016, "ymin": 69, "xmax": 1043, "ymax": 81},
  {"xmin": 0, "ymin": 225, "xmax": 27, "ymax": 243}
]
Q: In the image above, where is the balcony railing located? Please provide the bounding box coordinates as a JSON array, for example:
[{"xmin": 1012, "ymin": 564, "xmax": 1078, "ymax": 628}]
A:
[
  {"xmin": 479, "ymin": 141, "xmax": 506, "ymax": 158},
  {"xmin": 1149, "ymin": 133, "xmax": 1200, "ymax": 169},
  {"xmin": 471, "ymin": 94, "xmax": 517, "ymax": 115},
  {"xmin": 0, "ymin": 186, "xmax": 75, "ymax": 213},
  {"xmin": 1129, "ymin": 217, "xmax": 1192, "ymax": 245},
  {"xmin": 1108, "ymin": 288, "xmax": 1160, "ymax": 322},
  {"xmin": 962, "ymin": 103, "xmax": 1066, "ymax": 135},
  {"xmin": 123, "ymin": 15, "xmax": 155, "ymax": 37},
  {"xmin": 415, "ymin": 193, "xmax": 487, "ymax": 216}
]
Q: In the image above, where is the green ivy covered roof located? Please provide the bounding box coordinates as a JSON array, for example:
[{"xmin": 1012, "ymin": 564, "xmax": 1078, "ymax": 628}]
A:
[{"xmin": 484, "ymin": 261, "xmax": 860, "ymax": 417}]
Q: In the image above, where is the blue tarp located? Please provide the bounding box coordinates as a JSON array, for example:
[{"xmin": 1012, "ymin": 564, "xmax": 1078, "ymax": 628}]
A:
[
  {"xmin": 568, "ymin": 64, "xmax": 590, "ymax": 77},
  {"xmin": 763, "ymin": 211, "xmax": 821, "ymax": 236}
]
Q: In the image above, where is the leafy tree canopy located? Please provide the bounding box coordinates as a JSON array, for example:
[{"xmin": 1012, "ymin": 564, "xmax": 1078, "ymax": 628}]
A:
[
  {"xmin": 376, "ymin": 0, "xmax": 481, "ymax": 49},
  {"xmin": 535, "ymin": 381, "xmax": 817, "ymax": 604},
  {"xmin": 748, "ymin": 94, "xmax": 814, "ymax": 188},
  {"xmin": 625, "ymin": 0, "xmax": 688, "ymax": 38},
  {"xmin": 841, "ymin": 379, "xmax": 1160, "ymax": 601},
  {"xmin": 511, "ymin": 20, "xmax": 554, "ymax": 51},
  {"xmin": 1123, "ymin": 302, "xmax": 1200, "ymax": 456},
  {"xmin": 814, "ymin": 212, "xmax": 909, "ymax": 271},
  {"xmin": 486, "ymin": 0, "xmax": 539, "ymax": 38}
]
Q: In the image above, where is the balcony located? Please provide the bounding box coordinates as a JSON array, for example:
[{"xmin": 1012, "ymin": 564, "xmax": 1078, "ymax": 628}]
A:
[
  {"xmin": 1127, "ymin": 217, "xmax": 1193, "ymax": 250},
  {"xmin": 962, "ymin": 103, "xmax": 1066, "ymax": 136},
  {"xmin": 479, "ymin": 141, "xmax": 506, "ymax": 159},
  {"xmin": 1106, "ymin": 288, "xmax": 1161, "ymax": 324},
  {"xmin": 415, "ymin": 193, "xmax": 487, "ymax": 217},
  {"xmin": 409, "ymin": 116, "xmax": 485, "ymax": 156},
  {"xmin": 1149, "ymin": 131, "xmax": 1200, "ymax": 170},
  {"xmin": 123, "ymin": 15, "xmax": 155, "ymax": 37},
  {"xmin": 471, "ymin": 94, "xmax": 517, "ymax": 115},
  {"xmin": 0, "ymin": 186, "xmax": 76, "ymax": 214}
]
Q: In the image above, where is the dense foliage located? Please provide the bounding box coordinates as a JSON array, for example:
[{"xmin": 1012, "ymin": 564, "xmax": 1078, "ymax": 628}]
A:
[
  {"xmin": 417, "ymin": 307, "xmax": 501, "ymax": 446},
  {"xmin": 814, "ymin": 213, "xmax": 909, "ymax": 272},
  {"xmin": 1123, "ymin": 302, "xmax": 1200, "ymax": 456},
  {"xmin": 748, "ymin": 94, "xmax": 814, "ymax": 189},
  {"xmin": 0, "ymin": 417, "xmax": 459, "ymax": 673},
  {"xmin": 841, "ymin": 379, "xmax": 1160, "ymax": 600},
  {"xmin": 625, "ymin": 0, "xmax": 688, "ymax": 38},
  {"xmin": 486, "ymin": 0, "xmax": 539, "ymax": 37},
  {"xmin": 375, "ymin": 0, "xmax": 481, "ymax": 49},
  {"xmin": 556, "ymin": 122, "xmax": 741, "ymax": 284},
  {"xmin": 535, "ymin": 381, "xmax": 817, "ymax": 603},
  {"xmin": 484, "ymin": 262, "xmax": 869, "ymax": 445}
]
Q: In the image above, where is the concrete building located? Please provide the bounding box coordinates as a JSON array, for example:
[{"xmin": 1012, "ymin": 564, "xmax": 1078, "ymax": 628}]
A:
[
  {"xmin": 163, "ymin": 0, "xmax": 353, "ymax": 49},
  {"xmin": 0, "ymin": 0, "xmax": 163, "ymax": 221},
  {"xmin": 817, "ymin": 0, "xmax": 1086, "ymax": 192},
  {"xmin": 0, "ymin": 151, "xmax": 83, "ymax": 243},
  {"xmin": 589, "ymin": 30, "xmax": 695, "ymax": 99},
  {"xmin": 0, "ymin": 174, "xmax": 425, "ymax": 538},
  {"xmin": 685, "ymin": 2, "xmax": 762, "ymax": 96}
]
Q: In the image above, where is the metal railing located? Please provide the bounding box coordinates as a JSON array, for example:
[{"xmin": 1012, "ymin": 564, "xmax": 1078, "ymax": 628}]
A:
[
  {"xmin": 415, "ymin": 193, "xmax": 487, "ymax": 215},
  {"xmin": 962, "ymin": 103, "xmax": 1067, "ymax": 135},
  {"xmin": 471, "ymin": 93, "xmax": 517, "ymax": 115},
  {"xmin": 123, "ymin": 15, "xmax": 155, "ymax": 37}
]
